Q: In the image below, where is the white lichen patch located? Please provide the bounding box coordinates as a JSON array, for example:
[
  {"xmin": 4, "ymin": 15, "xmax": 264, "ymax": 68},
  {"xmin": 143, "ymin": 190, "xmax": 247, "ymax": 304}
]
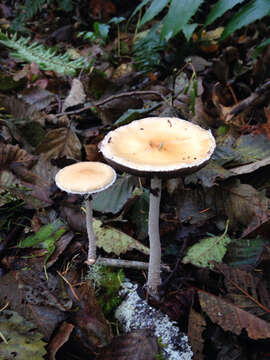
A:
[{"xmin": 115, "ymin": 281, "xmax": 193, "ymax": 360}]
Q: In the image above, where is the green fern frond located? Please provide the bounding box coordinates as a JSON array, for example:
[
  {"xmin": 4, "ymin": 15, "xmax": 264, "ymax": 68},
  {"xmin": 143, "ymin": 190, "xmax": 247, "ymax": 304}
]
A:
[{"xmin": 0, "ymin": 32, "xmax": 89, "ymax": 76}]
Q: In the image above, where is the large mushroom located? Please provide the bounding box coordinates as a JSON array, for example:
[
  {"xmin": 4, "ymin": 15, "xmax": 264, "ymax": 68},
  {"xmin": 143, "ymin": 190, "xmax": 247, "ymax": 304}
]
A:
[
  {"xmin": 100, "ymin": 117, "xmax": 216, "ymax": 296},
  {"xmin": 55, "ymin": 161, "xmax": 116, "ymax": 265}
]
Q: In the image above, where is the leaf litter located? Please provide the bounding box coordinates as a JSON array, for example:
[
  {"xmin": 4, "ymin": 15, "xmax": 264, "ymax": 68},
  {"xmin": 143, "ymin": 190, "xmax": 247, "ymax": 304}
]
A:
[{"xmin": 0, "ymin": 1, "xmax": 270, "ymax": 359}]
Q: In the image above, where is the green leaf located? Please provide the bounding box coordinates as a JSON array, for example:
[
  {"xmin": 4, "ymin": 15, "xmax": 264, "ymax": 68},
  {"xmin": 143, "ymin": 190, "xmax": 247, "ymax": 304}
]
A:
[
  {"xmin": 18, "ymin": 220, "xmax": 67, "ymax": 264},
  {"xmin": 254, "ymin": 37, "xmax": 270, "ymax": 57},
  {"xmin": 92, "ymin": 175, "xmax": 137, "ymax": 214},
  {"xmin": 128, "ymin": 0, "xmax": 151, "ymax": 22},
  {"xmin": 140, "ymin": 0, "xmax": 170, "ymax": 27},
  {"xmin": 0, "ymin": 310, "xmax": 47, "ymax": 360},
  {"xmin": 224, "ymin": 237, "xmax": 264, "ymax": 267},
  {"xmin": 161, "ymin": 0, "xmax": 204, "ymax": 41},
  {"xmin": 182, "ymin": 23, "xmax": 198, "ymax": 41},
  {"xmin": 114, "ymin": 103, "xmax": 162, "ymax": 126},
  {"xmin": 183, "ymin": 221, "xmax": 231, "ymax": 268},
  {"xmin": 221, "ymin": 0, "xmax": 270, "ymax": 40},
  {"xmin": 205, "ymin": 0, "xmax": 245, "ymax": 27},
  {"xmin": 94, "ymin": 219, "xmax": 150, "ymax": 256}
]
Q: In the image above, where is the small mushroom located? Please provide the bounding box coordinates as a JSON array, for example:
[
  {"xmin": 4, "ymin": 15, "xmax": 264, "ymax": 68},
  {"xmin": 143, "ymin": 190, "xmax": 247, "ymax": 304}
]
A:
[
  {"xmin": 55, "ymin": 161, "xmax": 116, "ymax": 265},
  {"xmin": 100, "ymin": 117, "xmax": 216, "ymax": 296}
]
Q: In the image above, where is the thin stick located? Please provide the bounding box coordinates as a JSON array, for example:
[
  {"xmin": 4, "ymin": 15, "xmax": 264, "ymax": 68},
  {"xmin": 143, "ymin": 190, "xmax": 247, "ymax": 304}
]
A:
[
  {"xmin": 85, "ymin": 196, "xmax": 96, "ymax": 265},
  {"xmin": 55, "ymin": 90, "xmax": 167, "ymax": 117},
  {"xmin": 147, "ymin": 177, "xmax": 162, "ymax": 296},
  {"xmin": 92, "ymin": 257, "xmax": 170, "ymax": 270}
]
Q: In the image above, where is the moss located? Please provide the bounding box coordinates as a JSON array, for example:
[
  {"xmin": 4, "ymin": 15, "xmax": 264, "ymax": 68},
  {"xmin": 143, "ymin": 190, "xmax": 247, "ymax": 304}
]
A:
[{"xmin": 86, "ymin": 265, "xmax": 124, "ymax": 317}]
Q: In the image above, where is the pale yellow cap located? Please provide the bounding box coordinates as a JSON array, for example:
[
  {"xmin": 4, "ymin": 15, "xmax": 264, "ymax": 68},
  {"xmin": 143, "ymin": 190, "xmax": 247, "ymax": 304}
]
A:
[
  {"xmin": 100, "ymin": 117, "xmax": 216, "ymax": 176},
  {"xmin": 55, "ymin": 162, "xmax": 116, "ymax": 194}
]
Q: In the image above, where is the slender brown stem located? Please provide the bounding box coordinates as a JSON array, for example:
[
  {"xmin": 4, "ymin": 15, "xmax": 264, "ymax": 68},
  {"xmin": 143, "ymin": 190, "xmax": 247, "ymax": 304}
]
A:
[
  {"xmin": 84, "ymin": 196, "xmax": 96, "ymax": 265},
  {"xmin": 147, "ymin": 177, "xmax": 162, "ymax": 296}
]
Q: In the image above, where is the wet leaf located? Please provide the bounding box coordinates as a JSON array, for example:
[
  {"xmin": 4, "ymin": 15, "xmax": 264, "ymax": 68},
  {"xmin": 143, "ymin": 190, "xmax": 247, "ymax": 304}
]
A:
[
  {"xmin": 97, "ymin": 329, "xmax": 159, "ymax": 360},
  {"xmin": 36, "ymin": 127, "xmax": 82, "ymax": 160},
  {"xmin": 185, "ymin": 159, "xmax": 234, "ymax": 187},
  {"xmin": 0, "ymin": 143, "xmax": 37, "ymax": 169},
  {"xmin": 198, "ymin": 290, "xmax": 270, "ymax": 339},
  {"xmin": 92, "ymin": 175, "xmax": 137, "ymax": 214},
  {"xmin": 72, "ymin": 282, "xmax": 112, "ymax": 351},
  {"xmin": 223, "ymin": 180, "xmax": 270, "ymax": 236},
  {"xmin": 183, "ymin": 221, "xmax": 231, "ymax": 268},
  {"xmin": 18, "ymin": 220, "xmax": 68, "ymax": 265},
  {"xmin": 215, "ymin": 263, "xmax": 270, "ymax": 320},
  {"xmin": 224, "ymin": 237, "xmax": 264, "ymax": 267},
  {"xmin": 21, "ymin": 87, "xmax": 55, "ymax": 111},
  {"xmin": 114, "ymin": 103, "xmax": 161, "ymax": 126},
  {"xmin": 129, "ymin": 189, "xmax": 149, "ymax": 240},
  {"xmin": 0, "ymin": 310, "xmax": 47, "ymax": 360},
  {"xmin": 0, "ymin": 269, "xmax": 69, "ymax": 340},
  {"xmin": 47, "ymin": 322, "xmax": 74, "ymax": 360},
  {"xmin": 94, "ymin": 219, "xmax": 150, "ymax": 256},
  {"xmin": 188, "ymin": 308, "xmax": 206, "ymax": 360}
]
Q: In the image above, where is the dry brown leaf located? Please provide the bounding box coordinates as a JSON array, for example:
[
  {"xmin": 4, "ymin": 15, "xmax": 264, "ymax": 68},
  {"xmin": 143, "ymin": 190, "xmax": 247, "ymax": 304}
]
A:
[
  {"xmin": 198, "ymin": 290, "xmax": 270, "ymax": 340},
  {"xmin": 62, "ymin": 78, "xmax": 86, "ymax": 111},
  {"xmin": 36, "ymin": 127, "xmax": 82, "ymax": 160},
  {"xmin": 188, "ymin": 308, "xmax": 206, "ymax": 360}
]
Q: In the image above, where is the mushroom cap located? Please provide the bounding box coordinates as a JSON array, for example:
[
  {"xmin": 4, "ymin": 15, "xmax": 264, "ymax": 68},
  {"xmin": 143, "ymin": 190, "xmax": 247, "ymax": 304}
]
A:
[
  {"xmin": 100, "ymin": 117, "xmax": 216, "ymax": 178},
  {"xmin": 55, "ymin": 162, "xmax": 117, "ymax": 195}
]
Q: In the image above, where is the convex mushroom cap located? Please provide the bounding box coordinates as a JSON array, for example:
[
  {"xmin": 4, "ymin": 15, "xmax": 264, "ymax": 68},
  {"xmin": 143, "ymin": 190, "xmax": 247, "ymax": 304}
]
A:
[
  {"xmin": 99, "ymin": 117, "xmax": 216, "ymax": 178},
  {"xmin": 55, "ymin": 161, "xmax": 117, "ymax": 195}
]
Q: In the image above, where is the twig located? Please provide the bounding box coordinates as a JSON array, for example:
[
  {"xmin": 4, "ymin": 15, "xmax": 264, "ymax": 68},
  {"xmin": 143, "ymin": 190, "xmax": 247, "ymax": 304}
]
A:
[
  {"xmin": 229, "ymin": 80, "xmax": 270, "ymax": 118},
  {"xmin": 55, "ymin": 90, "xmax": 167, "ymax": 117},
  {"xmin": 93, "ymin": 257, "xmax": 170, "ymax": 271}
]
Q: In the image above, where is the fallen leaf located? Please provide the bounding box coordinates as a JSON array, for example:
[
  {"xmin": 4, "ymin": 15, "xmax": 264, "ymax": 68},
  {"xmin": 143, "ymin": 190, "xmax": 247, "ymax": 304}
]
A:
[
  {"xmin": 36, "ymin": 127, "xmax": 82, "ymax": 160},
  {"xmin": 97, "ymin": 329, "xmax": 159, "ymax": 360},
  {"xmin": 62, "ymin": 78, "xmax": 86, "ymax": 111},
  {"xmin": 188, "ymin": 308, "xmax": 206, "ymax": 360},
  {"xmin": 94, "ymin": 219, "xmax": 150, "ymax": 256},
  {"xmin": 47, "ymin": 322, "xmax": 74, "ymax": 360},
  {"xmin": 198, "ymin": 290, "xmax": 270, "ymax": 340},
  {"xmin": 183, "ymin": 221, "xmax": 231, "ymax": 269},
  {"xmin": 0, "ymin": 310, "xmax": 47, "ymax": 360},
  {"xmin": 92, "ymin": 175, "xmax": 137, "ymax": 214}
]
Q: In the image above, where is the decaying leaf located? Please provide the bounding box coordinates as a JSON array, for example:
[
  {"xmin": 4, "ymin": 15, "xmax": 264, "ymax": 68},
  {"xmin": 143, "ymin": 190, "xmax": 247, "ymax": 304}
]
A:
[
  {"xmin": 0, "ymin": 143, "xmax": 37, "ymax": 169},
  {"xmin": 224, "ymin": 237, "xmax": 264, "ymax": 267},
  {"xmin": 198, "ymin": 290, "xmax": 270, "ymax": 340},
  {"xmin": 0, "ymin": 310, "xmax": 47, "ymax": 360},
  {"xmin": 36, "ymin": 127, "xmax": 82, "ymax": 160},
  {"xmin": 0, "ymin": 269, "xmax": 69, "ymax": 340},
  {"xmin": 188, "ymin": 308, "xmax": 206, "ymax": 360},
  {"xmin": 94, "ymin": 219, "xmax": 150, "ymax": 256},
  {"xmin": 72, "ymin": 282, "xmax": 112, "ymax": 352},
  {"xmin": 182, "ymin": 221, "xmax": 231, "ymax": 268},
  {"xmin": 223, "ymin": 181, "xmax": 270, "ymax": 236},
  {"xmin": 215, "ymin": 263, "xmax": 270, "ymax": 321},
  {"xmin": 97, "ymin": 329, "xmax": 159, "ymax": 360},
  {"xmin": 47, "ymin": 322, "xmax": 74, "ymax": 360}
]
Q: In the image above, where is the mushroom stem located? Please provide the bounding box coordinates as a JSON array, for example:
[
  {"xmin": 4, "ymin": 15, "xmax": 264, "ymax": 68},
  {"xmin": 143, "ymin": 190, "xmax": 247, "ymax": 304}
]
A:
[
  {"xmin": 84, "ymin": 196, "xmax": 96, "ymax": 265},
  {"xmin": 147, "ymin": 177, "xmax": 162, "ymax": 296}
]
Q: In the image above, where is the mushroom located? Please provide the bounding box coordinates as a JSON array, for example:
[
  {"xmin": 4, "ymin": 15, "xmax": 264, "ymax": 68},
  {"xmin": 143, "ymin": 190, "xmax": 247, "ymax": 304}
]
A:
[
  {"xmin": 99, "ymin": 117, "xmax": 216, "ymax": 296},
  {"xmin": 55, "ymin": 161, "xmax": 116, "ymax": 265}
]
